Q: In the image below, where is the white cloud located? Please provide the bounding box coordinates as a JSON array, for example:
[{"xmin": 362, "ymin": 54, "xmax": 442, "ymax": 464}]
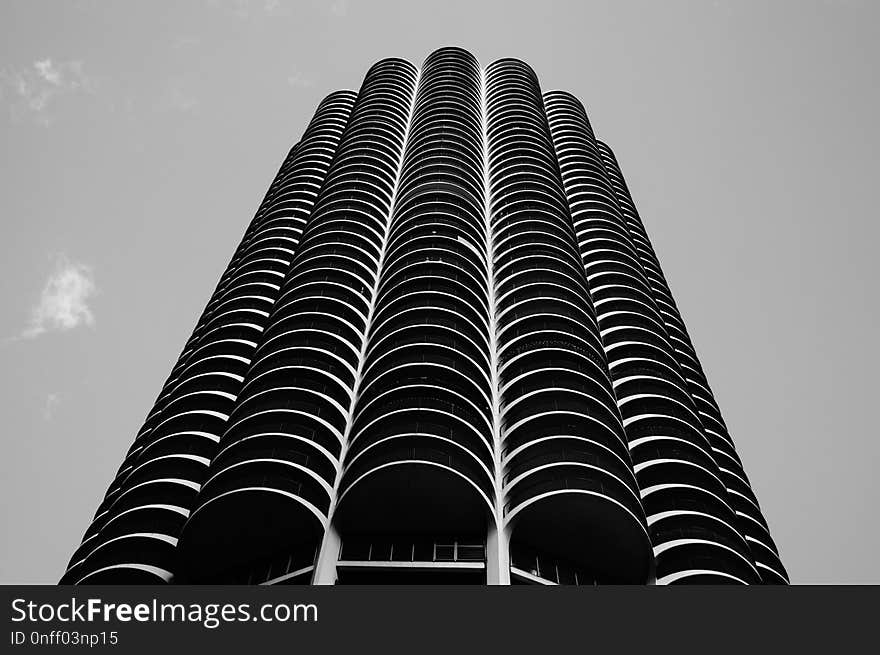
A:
[
  {"xmin": 0, "ymin": 58, "xmax": 95, "ymax": 125},
  {"xmin": 22, "ymin": 255, "xmax": 97, "ymax": 339},
  {"xmin": 34, "ymin": 59, "xmax": 62, "ymax": 85}
]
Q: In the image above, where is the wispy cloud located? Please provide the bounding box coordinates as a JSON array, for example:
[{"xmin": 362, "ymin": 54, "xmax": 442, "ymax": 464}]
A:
[
  {"xmin": 20, "ymin": 255, "xmax": 97, "ymax": 340},
  {"xmin": 43, "ymin": 393, "xmax": 62, "ymax": 421},
  {"xmin": 34, "ymin": 59, "xmax": 63, "ymax": 85},
  {"xmin": 287, "ymin": 72, "xmax": 316, "ymax": 89},
  {"xmin": 0, "ymin": 58, "xmax": 95, "ymax": 126}
]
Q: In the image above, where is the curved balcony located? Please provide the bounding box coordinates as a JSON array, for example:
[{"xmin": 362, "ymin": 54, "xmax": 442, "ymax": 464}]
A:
[
  {"xmin": 333, "ymin": 48, "xmax": 494, "ymax": 544},
  {"xmin": 648, "ymin": 509, "xmax": 761, "ymax": 584},
  {"xmin": 543, "ymin": 89, "xmax": 764, "ymax": 584},
  {"xmin": 600, "ymin": 138, "xmax": 788, "ymax": 584},
  {"xmin": 61, "ymin": 88, "xmax": 357, "ymax": 585},
  {"xmin": 486, "ymin": 58, "xmax": 651, "ymax": 583},
  {"xmin": 505, "ymin": 471, "xmax": 652, "ymax": 584},
  {"xmin": 177, "ymin": 479, "xmax": 328, "ymax": 583},
  {"xmin": 173, "ymin": 58, "xmax": 419, "ymax": 582}
]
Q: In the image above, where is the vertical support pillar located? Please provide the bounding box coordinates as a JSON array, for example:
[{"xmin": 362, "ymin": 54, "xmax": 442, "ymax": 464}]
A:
[
  {"xmin": 486, "ymin": 521, "xmax": 511, "ymax": 585},
  {"xmin": 312, "ymin": 524, "xmax": 342, "ymax": 585}
]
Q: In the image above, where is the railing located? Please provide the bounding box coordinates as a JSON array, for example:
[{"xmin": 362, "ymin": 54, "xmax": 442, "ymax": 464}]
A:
[{"xmin": 340, "ymin": 537, "xmax": 486, "ymax": 564}]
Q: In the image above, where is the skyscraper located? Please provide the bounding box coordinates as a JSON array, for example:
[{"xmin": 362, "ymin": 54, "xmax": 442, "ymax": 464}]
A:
[{"xmin": 61, "ymin": 47, "xmax": 787, "ymax": 586}]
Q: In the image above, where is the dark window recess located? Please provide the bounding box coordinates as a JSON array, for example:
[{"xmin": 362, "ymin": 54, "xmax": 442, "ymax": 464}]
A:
[{"xmin": 208, "ymin": 543, "xmax": 319, "ymax": 585}]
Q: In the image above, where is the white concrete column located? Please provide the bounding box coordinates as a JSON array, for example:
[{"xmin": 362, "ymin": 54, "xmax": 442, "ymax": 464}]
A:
[
  {"xmin": 311, "ymin": 523, "xmax": 341, "ymax": 585},
  {"xmin": 485, "ymin": 520, "xmax": 511, "ymax": 585}
]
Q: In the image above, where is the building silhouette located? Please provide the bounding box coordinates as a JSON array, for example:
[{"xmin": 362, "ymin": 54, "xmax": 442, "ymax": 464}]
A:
[{"xmin": 61, "ymin": 48, "xmax": 787, "ymax": 586}]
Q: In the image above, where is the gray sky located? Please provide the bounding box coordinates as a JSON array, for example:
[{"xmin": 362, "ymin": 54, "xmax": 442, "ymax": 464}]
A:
[{"xmin": 1, "ymin": 0, "xmax": 877, "ymax": 584}]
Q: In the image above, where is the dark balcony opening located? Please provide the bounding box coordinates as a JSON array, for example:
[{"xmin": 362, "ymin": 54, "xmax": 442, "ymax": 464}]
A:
[
  {"xmin": 185, "ymin": 542, "xmax": 319, "ymax": 585},
  {"xmin": 176, "ymin": 484, "xmax": 326, "ymax": 583},
  {"xmin": 334, "ymin": 459, "xmax": 492, "ymax": 537},
  {"xmin": 342, "ymin": 426, "xmax": 494, "ymax": 490},
  {"xmin": 507, "ymin": 486, "xmax": 653, "ymax": 584},
  {"xmin": 510, "ymin": 540, "xmax": 597, "ymax": 586}
]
